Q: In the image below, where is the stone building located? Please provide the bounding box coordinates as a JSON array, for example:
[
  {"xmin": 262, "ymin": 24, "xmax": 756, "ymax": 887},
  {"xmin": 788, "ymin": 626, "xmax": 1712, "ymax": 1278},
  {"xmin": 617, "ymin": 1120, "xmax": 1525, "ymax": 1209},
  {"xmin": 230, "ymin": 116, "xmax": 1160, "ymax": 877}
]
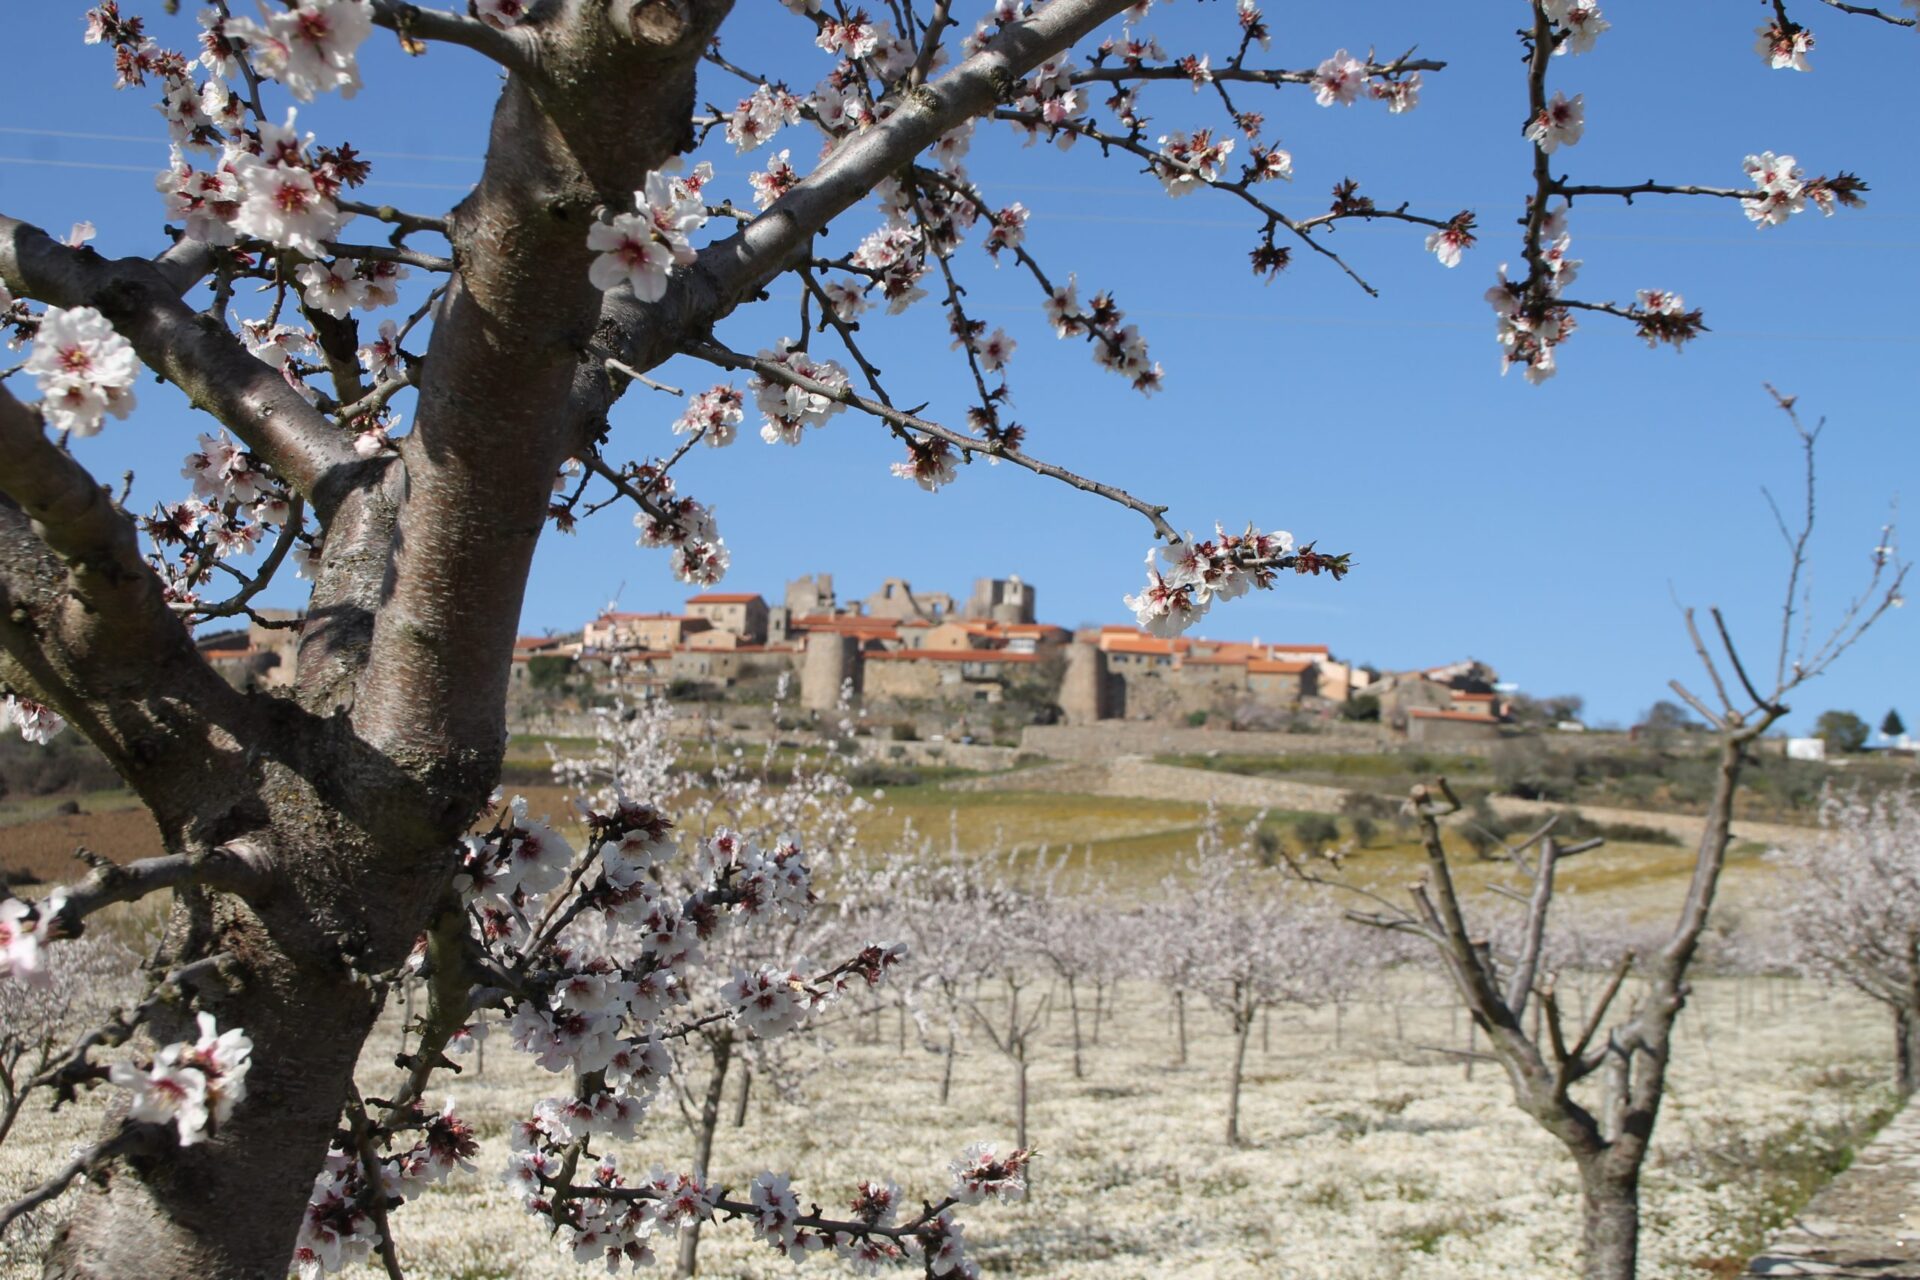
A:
[
  {"xmin": 785, "ymin": 573, "xmax": 838, "ymax": 616},
  {"xmin": 861, "ymin": 650, "xmax": 1040, "ymax": 704},
  {"xmin": 583, "ymin": 611, "xmax": 709, "ymax": 652},
  {"xmin": 1407, "ymin": 709, "xmax": 1505, "ymax": 743},
  {"xmin": 862, "ymin": 578, "xmax": 954, "ymax": 622},
  {"xmin": 685, "ymin": 592, "xmax": 768, "ymax": 644},
  {"xmin": 199, "ymin": 610, "xmax": 302, "ymax": 691},
  {"xmin": 963, "ymin": 575, "xmax": 1036, "ymax": 624}
]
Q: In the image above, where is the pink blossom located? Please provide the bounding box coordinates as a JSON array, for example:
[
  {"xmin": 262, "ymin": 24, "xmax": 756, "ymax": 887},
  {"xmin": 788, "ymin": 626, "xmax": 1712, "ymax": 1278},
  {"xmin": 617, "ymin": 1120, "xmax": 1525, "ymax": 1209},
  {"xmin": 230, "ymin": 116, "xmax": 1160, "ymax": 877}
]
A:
[
  {"xmin": 1311, "ymin": 49, "xmax": 1367, "ymax": 107},
  {"xmin": 1524, "ymin": 92, "xmax": 1584, "ymax": 154},
  {"xmin": 1755, "ymin": 21, "xmax": 1814, "ymax": 70}
]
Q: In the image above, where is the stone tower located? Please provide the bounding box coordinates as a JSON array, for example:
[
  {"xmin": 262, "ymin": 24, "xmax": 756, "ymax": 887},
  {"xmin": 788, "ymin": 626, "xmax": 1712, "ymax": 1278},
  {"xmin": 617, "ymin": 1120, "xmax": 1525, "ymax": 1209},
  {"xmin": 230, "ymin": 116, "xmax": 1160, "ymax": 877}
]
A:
[
  {"xmin": 1058, "ymin": 642, "xmax": 1110, "ymax": 724},
  {"xmin": 800, "ymin": 633, "xmax": 858, "ymax": 711}
]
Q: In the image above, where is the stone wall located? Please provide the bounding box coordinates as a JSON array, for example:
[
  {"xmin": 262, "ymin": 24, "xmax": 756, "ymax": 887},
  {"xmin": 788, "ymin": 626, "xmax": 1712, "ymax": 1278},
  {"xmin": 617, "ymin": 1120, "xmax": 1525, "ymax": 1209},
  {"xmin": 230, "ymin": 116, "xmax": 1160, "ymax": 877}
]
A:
[
  {"xmin": 1020, "ymin": 722, "xmax": 1394, "ymax": 760},
  {"xmin": 855, "ymin": 739, "xmax": 1024, "ymax": 771},
  {"xmin": 943, "ymin": 757, "xmax": 1352, "ymax": 813}
]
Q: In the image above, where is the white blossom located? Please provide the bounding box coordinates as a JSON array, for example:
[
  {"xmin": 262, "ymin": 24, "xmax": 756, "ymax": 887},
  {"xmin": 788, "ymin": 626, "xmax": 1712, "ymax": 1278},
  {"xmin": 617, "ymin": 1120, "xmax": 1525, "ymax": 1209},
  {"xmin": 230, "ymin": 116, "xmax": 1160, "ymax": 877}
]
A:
[
  {"xmin": 24, "ymin": 305, "xmax": 140, "ymax": 436},
  {"xmin": 224, "ymin": 0, "xmax": 373, "ymax": 101}
]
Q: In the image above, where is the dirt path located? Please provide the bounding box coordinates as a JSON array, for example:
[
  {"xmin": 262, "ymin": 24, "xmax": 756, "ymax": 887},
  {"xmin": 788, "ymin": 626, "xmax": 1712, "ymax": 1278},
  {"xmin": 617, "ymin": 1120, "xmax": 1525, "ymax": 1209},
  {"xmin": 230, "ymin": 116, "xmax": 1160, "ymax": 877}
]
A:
[{"xmin": 1744, "ymin": 1101, "xmax": 1920, "ymax": 1276}]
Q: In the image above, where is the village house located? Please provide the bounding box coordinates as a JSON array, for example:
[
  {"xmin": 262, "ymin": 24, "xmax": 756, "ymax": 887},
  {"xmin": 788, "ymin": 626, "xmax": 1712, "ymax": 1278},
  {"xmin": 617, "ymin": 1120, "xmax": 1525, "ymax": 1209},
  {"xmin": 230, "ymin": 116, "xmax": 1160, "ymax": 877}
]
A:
[
  {"xmin": 684, "ymin": 592, "xmax": 769, "ymax": 644},
  {"xmin": 199, "ymin": 610, "xmax": 302, "ymax": 692},
  {"xmin": 582, "ymin": 610, "xmax": 709, "ymax": 652}
]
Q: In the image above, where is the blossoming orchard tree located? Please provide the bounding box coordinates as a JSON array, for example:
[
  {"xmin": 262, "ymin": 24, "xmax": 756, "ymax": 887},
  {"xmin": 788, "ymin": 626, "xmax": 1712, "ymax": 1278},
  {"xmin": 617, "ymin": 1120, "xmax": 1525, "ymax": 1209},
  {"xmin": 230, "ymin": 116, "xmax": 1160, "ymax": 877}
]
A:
[
  {"xmin": 0, "ymin": 0, "xmax": 1908, "ymax": 1275},
  {"xmin": 1783, "ymin": 787, "xmax": 1920, "ymax": 1097}
]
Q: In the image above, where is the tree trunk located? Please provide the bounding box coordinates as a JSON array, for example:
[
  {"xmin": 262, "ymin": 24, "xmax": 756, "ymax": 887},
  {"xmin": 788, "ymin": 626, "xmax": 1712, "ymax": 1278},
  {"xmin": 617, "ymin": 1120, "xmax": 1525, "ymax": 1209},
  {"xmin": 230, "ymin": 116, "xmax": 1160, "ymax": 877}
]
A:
[
  {"xmin": 732, "ymin": 1063, "xmax": 752, "ymax": 1128},
  {"xmin": 1226, "ymin": 1011, "xmax": 1255, "ymax": 1147},
  {"xmin": 676, "ymin": 1035, "xmax": 733, "ymax": 1278},
  {"xmin": 45, "ymin": 978, "xmax": 383, "ymax": 1279},
  {"xmin": 939, "ymin": 1027, "xmax": 956, "ymax": 1106},
  {"xmin": 1013, "ymin": 1049, "xmax": 1030, "ymax": 1153},
  {"xmin": 1897, "ymin": 1007, "xmax": 1920, "ymax": 1098},
  {"xmin": 43, "ymin": 779, "xmax": 454, "ymax": 1280},
  {"xmin": 1174, "ymin": 989, "xmax": 1188, "ymax": 1065},
  {"xmin": 1577, "ymin": 1165, "xmax": 1640, "ymax": 1280},
  {"xmin": 1066, "ymin": 976, "xmax": 1084, "ymax": 1079}
]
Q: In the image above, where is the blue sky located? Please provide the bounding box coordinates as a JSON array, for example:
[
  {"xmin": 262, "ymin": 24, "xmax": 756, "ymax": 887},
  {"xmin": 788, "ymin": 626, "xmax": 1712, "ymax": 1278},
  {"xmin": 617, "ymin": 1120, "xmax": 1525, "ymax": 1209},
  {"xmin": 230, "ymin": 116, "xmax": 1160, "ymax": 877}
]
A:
[{"xmin": 2, "ymin": 1, "xmax": 1913, "ymax": 731}]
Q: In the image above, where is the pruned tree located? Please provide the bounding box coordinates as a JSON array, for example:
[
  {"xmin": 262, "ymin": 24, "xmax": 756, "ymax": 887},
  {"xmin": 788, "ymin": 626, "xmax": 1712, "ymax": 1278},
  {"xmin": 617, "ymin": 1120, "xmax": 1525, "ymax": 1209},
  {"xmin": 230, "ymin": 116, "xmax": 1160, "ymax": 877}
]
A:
[
  {"xmin": 1782, "ymin": 787, "xmax": 1920, "ymax": 1096},
  {"xmin": 0, "ymin": 0, "xmax": 1906, "ymax": 1274},
  {"xmin": 1296, "ymin": 393, "xmax": 1907, "ymax": 1280}
]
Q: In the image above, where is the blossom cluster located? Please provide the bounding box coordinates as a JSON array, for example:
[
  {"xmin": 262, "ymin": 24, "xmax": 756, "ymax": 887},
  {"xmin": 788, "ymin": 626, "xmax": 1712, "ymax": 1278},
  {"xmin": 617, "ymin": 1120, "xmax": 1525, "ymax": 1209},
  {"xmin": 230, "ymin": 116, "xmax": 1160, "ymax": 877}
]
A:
[
  {"xmin": 0, "ymin": 891, "xmax": 65, "ymax": 983},
  {"xmin": 1484, "ymin": 204, "xmax": 1582, "ymax": 383},
  {"xmin": 133, "ymin": 430, "xmax": 298, "ymax": 609},
  {"xmin": 1041, "ymin": 276, "xmax": 1161, "ymax": 394},
  {"xmin": 671, "ymin": 384, "xmax": 747, "ymax": 447},
  {"xmin": 749, "ymin": 340, "xmax": 852, "ymax": 445},
  {"xmin": 107, "ymin": 1011, "xmax": 253, "ymax": 1146},
  {"xmin": 293, "ymin": 1101, "xmax": 480, "ymax": 1279},
  {"xmin": 587, "ymin": 167, "xmax": 713, "ymax": 303},
  {"xmin": 1755, "ymin": 20, "xmax": 1815, "ymax": 72},
  {"xmin": 1742, "ymin": 151, "xmax": 1868, "ymax": 228},
  {"xmin": 1544, "ymin": 1, "xmax": 1610, "ymax": 56},
  {"xmin": 438, "ymin": 762, "xmax": 945, "ymax": 1274},
  {"xmin": 1125, "ymin": 524, "xmax": 1327, "ymax": 637},
  {"xmin": 1, "ymin": 695, "xmax": 66, "ymax": 746},
  {"xmin": 612, "ymin": 456, "xmax": 729, "ymax": 586},
  {"xmin": 22, "ymin": 305, "xmax": 140, "ymax": 436}
]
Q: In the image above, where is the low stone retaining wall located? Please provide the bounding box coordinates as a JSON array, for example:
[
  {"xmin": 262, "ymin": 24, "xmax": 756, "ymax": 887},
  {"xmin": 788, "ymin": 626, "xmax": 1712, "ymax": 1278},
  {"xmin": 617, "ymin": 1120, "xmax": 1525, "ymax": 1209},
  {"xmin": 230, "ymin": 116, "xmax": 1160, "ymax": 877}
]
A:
[
  {"xmin": 944, "ymin": 757, "xmax": 1350, "ymax": 813},
  {"xmin": 854, "ymin": 739, "xmax": 1024, "ymax": 771},
  {"xmin": 1744, "ymin": 1101, "xmax": 1920, "ymax": 1276},
  {"xmin": 1019, "ymin": 723, "xmax": 1390, "ymax": 761}
]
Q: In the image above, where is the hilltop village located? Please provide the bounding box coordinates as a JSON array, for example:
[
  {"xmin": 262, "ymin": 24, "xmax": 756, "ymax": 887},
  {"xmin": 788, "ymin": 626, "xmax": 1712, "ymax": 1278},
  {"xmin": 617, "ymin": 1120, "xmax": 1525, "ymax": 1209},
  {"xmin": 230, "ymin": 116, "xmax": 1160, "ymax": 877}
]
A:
[{"xmin": 195, "ymin": 573, "xmax": 1508, "ymax": 743}]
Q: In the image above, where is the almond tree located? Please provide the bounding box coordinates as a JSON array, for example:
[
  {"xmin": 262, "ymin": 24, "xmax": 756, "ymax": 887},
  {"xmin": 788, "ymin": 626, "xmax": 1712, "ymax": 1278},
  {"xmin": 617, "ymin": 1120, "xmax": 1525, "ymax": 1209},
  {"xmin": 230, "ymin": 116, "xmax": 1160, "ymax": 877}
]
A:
[
  {"xmin": 0, "ymin": 0, "xmax": 1905, "ymax": 1275},
  {"xmin": 1782, "ymin": 787, "xmax": 1920, "ymax": 1096},
  {"xmin": 1168, "ymin": 813, "xmax": 1342, "ymax": 1146},
  {"xmin": 1312, "ymin": 395, "xmax": 1907, "ymax": 1280}
]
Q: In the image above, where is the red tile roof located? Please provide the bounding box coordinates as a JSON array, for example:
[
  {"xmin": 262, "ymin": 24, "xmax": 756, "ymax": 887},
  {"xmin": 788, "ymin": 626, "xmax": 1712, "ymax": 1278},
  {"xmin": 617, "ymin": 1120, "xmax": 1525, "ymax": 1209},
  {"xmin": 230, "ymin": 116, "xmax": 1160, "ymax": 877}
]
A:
[
  {"xmin": 1409, "ymin": 708, "xmax": 1502, "ymax": 722},
  {"xmin": 1248, "ymin": 659, "xmax": 1312, "ymax": 675},
  {"xmin": 1101, "ymin": 635, "xmax": 1181, "ymax": 656},
  {"xmin": 686, "ymin": 593, "xmax": 765, "ymax": 605}
]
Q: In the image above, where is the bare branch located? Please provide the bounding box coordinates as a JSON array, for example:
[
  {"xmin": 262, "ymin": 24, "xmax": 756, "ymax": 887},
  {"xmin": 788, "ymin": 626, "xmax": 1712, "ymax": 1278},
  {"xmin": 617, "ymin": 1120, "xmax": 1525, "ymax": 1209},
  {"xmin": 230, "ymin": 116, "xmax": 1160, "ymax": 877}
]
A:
[
  {"xmin": 368, "ymin": 0, "xmax": 535, "ymax": 72},
  {"xmin": 683, "ymin": 338, "xmax": 1183, "ymax": 542},
  {"xmin": 50, "ymin": 844, "xmax": 277, "ymax": 932}
]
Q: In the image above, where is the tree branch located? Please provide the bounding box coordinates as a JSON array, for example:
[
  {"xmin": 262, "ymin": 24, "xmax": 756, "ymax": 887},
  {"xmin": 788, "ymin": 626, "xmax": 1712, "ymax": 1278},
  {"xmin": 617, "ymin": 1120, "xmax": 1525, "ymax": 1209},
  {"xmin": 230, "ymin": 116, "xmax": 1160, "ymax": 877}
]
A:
[
  {"xmin": 368, "ymin": 0, "xmax": 536, "ymax": 73},
  {"xmin": 0, "ymin": 216, "xmax": 363, "ymax": 513}
]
